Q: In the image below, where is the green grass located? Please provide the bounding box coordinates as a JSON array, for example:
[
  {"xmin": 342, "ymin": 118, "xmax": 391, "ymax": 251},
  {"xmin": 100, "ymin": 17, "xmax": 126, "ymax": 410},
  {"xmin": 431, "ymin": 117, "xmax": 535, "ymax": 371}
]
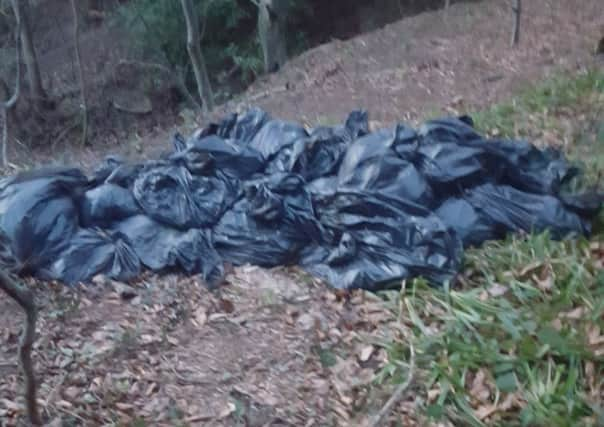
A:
[
  {"xmin": 376, "ymin": 233, "xmax": 604, "ymax": 427},
  {"xmin": 474, "ymin": 69, "xmax": 604, "ymax": 186},
  {"xmin": 473, "ymin": 69, "xmax": 604, "ymax": 139},
  {"xmin": 372, "ymin": 69, "xmax": 604, "ymax": 426}
]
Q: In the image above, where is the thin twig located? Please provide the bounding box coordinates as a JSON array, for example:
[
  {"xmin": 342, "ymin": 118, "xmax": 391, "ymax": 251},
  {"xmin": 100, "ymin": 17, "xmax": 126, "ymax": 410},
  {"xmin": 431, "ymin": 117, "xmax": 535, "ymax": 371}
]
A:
[{"xmin": 369, "ymin": 343, "xmax": 415, "ymax": 427}]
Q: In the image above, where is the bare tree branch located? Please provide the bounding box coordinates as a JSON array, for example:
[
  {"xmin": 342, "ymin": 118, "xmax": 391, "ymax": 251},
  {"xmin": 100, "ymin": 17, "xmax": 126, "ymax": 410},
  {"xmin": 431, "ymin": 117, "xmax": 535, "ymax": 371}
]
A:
[
  {"xmin": 179, "ymin": 0, "xmax": 214, "ymax": 112},
  {"xmin": 69, "ymin": 0, "xmax": 88, "ymax": 145},
  {"xmin": 0, "ymin": 269, "xmax": 41, "ymax": 426}
]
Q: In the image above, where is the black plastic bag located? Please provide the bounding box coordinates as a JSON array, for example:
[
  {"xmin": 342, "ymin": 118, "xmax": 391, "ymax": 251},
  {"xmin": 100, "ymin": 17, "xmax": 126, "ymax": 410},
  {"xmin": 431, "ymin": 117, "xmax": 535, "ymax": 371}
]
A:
[
  {"xmin": 172, "ymin": 134, "xmax": 265, "ymax": 179},
  {"xmin": 92, "ymin": 156, "xmax": 145, "ymax": 188},
  {"xmin": 214, "ymin": 173, "xmax": 322, "ymax": 267},
  {"xmin": 418, "ymin": 117, "xmax": 578, "ymax": 196},
  {"xmin": 435, "ymin": 197, "xmax": 499, "ymax": 247},
  {"xmin": 0, "ymin": 167, "xmax": 87, "ymax": 273},
  {"xmin": 336, "ymin": 127, "xmax": 434, "ymax": 206},
  {"xmin": 133, "ymin": 165, "xmax": 236, "ymax": 229},
  {"xmin": 198, "ymin": 107, "xmax": 271, "ymax": 143},
  {"xmin": 267, "ymin": 110, "xmax": 370, "ymax": 178},
  {"xmin": 303, "ymin": 191, "xmax": 463, "ymax": 290},
  {"xmin": 113, "ymin": 215, "xmax": 224, "ymax": 284},
  {"xmin": 80, "ymin": 183, "xmax": 141, "ymax": 227},
  {"xmin": 42, "ymin": 228, "xmax": 141, "ymax": 285},
  {"xmin": 463, "ymin": 183, "xmax": 591, "ymax": 239},
  {"xmin": 0, "ymin": 108, "xmax": 601, "ymax": 291},
  {"xmin": 248, "ymin": 119, "xmax": 308, "ymax": 161}
]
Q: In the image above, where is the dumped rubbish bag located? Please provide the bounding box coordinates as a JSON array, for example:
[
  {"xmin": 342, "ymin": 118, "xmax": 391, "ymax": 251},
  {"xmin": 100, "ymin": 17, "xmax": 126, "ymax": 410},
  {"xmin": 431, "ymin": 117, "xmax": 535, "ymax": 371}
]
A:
[
  {"xmin": 0, "ymin": 167, "xmax": 88, "ymax": 274},
  {"xmin": 80, "ymin": 183, "xmax": 141, "ymax": 227},
  {"xmin": 214, "ymin": 173, "xmax": 323, "ymax": 267},
  {"xmin": 302, "ymin": 191, "xmax": 463, "ymax": 290},
  {"xmin": 462, "ymin": 183, "xmax": 591, "ymax": 239},
  {"xmin": 132, "ymin": 165, "xmax": 237, "ymax": 229},
  {"xmin": 171, "ymin": 134, "xmax": 265, "ymax": 179},
  {"xmin": 113, "ymin": 215, "xmax": 223, "ymax": 285},
  {"xmin": 336, "ymin": 126, "xmax": 434, "ymax": 206},
  {"xmin": 42, "ymin": 228, "xmax": 141, "ymax": 285},
  {"xmin": 0, "ymin": 108, "xmax": 601, "ymax": 290}
]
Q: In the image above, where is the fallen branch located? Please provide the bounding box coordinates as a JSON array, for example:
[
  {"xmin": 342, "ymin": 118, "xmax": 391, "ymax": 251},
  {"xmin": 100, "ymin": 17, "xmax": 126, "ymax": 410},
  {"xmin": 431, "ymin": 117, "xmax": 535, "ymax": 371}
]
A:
[
  {"xmin": 369, "ymin": 343, "xmax": 415, "ymax": 427},
  {"xmin": 0, "ymin": 270, "xmax": 41, "ymax": 426}
]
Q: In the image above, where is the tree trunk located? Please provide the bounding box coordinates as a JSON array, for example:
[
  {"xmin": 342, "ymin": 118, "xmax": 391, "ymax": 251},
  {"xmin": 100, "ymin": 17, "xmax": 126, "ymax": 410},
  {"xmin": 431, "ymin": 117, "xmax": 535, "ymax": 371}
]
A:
[
  {"xmin": 70, "ymin": 0, "xmax": 88, "ymax": 145},
  {"xmin": 1, "ymin": 0, "xmax": 22, "ymax": 168},
  {"xmin": 19, "ymin": 0, "xmax": 48, "ymax": 110},
  {"xmin": 258, "ymin": 0, "xmax": 288, "ymax": 74},
  {"xmin": 179, "ymin": 0, "xmax": 214, "ymax": 112},
  {"xmin": 0, "ymin": 79, "xmax": 18, "ymax": 135},
  {"xmin": 511, "ymin": 0, "xmax": 521, "ymax": 47}
]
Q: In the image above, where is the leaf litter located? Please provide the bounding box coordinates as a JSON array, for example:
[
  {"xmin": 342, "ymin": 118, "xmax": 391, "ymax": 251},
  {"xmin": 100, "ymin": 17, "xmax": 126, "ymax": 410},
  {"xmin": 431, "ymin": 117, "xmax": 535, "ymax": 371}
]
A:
[{"xmin": 0, "ymin": 266, "xmax": 400, "ymax": 426}]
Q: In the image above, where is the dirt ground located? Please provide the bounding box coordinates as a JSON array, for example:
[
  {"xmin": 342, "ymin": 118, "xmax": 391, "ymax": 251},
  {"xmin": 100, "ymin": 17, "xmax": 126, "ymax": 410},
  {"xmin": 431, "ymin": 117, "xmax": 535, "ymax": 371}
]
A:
[{"xmin": 1, "ymin": 0, "xmax": 603, "ymax": 425}]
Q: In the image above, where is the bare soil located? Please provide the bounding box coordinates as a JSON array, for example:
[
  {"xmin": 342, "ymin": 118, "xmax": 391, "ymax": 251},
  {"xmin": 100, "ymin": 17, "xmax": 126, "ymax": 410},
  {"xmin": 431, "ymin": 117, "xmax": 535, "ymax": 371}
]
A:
[{"xmin": 1, "ymin": 0, "xmax": 603, "ymax": 425}]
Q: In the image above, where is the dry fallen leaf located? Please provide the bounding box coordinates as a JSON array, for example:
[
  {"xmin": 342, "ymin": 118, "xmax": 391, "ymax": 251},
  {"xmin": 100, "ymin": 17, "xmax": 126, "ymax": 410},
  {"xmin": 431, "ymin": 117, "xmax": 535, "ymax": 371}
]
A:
[
  {"xmin": 427, "ymin": 388, "xmax": 440, "ymax": 402},
  {"xmin": 487, "ymin": 283, "xmax": 509, "ymax": 297},
  {"xmin": 559, "ymin": 306, "xmax": 584, "ymax": 320},
  {"xmin": 218, "ymin": 401, "xmax": 236, "ymax": 419},
  {"xmin": 475, "ymin": 404, "xmax": 497, "ymax": 420},
  {"xmin": 55, "ymin": 400, "xmax": 73, "ymax": 409},
  {"xmin": 469, "ymin": 369, "xmax": 491, "ymax": 403},
  {"xmin": 116, "ymin": 402, "xmax": 135, "ymax": 411},
  {"xmin": 219, "ymin": 298, "xmax": 235, "ymax": 314},
  {"xmin": 297, "ymin": 313, "xmax": 315, "ymax": 331},
  {"xmin": 498, "ymin": 393, "xmax": 517, "ymax": 411},
  {"xmin": 359, "ymin": 345, "xmax": 374, "ymax": 362},
  {"xmin": 1, "ymin": 398, "xmax": 23, "ymax": 412},
  {"xmin": 193, "ymin": 306, "xmax": 207, "ymax": 328}
]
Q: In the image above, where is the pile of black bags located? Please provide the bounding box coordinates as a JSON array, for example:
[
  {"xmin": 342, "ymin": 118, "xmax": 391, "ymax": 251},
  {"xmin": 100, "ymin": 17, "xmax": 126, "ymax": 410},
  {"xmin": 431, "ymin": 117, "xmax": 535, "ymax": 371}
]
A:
[{"xmin": 0, "ymin": 108, "xmax": 601, "ymax": 290}]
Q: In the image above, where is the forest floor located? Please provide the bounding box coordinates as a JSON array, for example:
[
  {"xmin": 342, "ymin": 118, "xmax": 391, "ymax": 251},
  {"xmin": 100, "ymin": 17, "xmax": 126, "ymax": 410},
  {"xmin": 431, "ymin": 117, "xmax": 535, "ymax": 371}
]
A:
[{"xmin": 1, "ymin": 0, "xmax": 603, "ymax": 426}]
